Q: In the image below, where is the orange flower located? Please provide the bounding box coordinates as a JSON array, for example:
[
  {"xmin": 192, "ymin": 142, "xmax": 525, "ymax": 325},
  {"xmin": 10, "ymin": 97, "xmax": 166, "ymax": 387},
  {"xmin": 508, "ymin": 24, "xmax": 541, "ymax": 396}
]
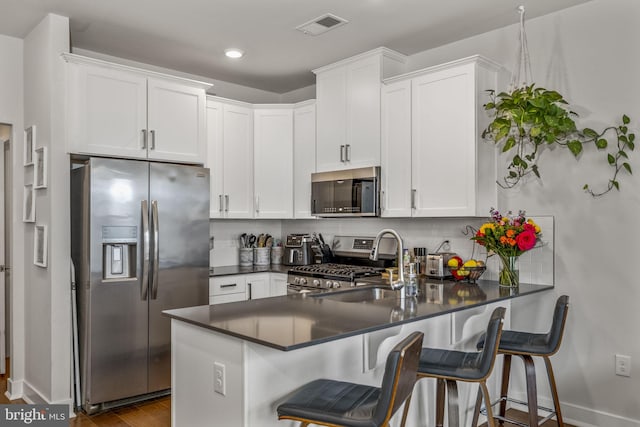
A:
[
  {"xmin": 508, "ymin": 238, "xmax": 517, "ymax": 246},
  {"xmin": 499, "ymin": 236, "xmax": 508, "ymax": 244},
  {"xmin": 506, "ymin": 229, "xmax": 516, "ymax": 238}
]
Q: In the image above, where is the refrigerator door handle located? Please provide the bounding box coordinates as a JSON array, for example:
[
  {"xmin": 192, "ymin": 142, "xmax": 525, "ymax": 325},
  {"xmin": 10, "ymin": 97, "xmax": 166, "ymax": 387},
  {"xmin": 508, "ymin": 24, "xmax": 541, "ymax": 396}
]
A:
[
  {"xmin": 141, "ymin": 200, "xmax": 150, "ymax": 300},
  {"xmin": 151, "ymin": 200, "xmax": 160, "ymax": 299}
]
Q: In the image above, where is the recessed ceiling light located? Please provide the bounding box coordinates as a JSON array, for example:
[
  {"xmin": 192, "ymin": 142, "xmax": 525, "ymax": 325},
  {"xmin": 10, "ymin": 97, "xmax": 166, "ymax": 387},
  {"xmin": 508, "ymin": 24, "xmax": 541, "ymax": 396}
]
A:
[{"xmin": 225, "ymin": 48, "xmax": 244, "ymax": 59}]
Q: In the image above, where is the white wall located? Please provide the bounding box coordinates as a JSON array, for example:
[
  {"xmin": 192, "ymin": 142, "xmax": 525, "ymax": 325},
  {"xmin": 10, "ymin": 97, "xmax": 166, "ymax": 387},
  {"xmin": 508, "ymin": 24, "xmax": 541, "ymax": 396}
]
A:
[
  {"xmin": 23, "ymin": 14, "xmax": 72, "ymax": 407},
  {"xmin": 404, "ymin": 1, "xmax": 640, "ymax": 425},
  {"xmin": 0, "ymin": 33, "xmax": 25, "ymax": 400}
]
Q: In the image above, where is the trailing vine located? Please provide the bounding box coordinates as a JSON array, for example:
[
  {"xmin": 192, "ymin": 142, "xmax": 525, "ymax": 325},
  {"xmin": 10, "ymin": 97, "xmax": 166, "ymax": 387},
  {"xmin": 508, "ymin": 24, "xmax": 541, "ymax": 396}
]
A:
[{"xmin": 482, "ymin": 84, "xmax": 636, "ymax": 197}]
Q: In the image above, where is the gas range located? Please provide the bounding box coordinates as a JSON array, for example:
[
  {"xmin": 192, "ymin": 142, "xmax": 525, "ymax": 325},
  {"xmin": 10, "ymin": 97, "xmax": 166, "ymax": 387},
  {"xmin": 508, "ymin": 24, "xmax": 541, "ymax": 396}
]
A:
[
  {"xmin": 288, "ymin": 263, "xmax": 385, "ymax": 292},
  {"xmin": 286, "ymin": 235, "xmax": 397, "ymax": 294}
]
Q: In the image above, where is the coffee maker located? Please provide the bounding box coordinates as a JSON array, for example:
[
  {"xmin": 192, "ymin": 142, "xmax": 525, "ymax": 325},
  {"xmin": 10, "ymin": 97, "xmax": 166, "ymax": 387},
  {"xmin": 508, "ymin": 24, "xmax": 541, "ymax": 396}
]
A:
[{"xmin": 283, "ymin": 234, "xmax": 315, "ymax": 266}]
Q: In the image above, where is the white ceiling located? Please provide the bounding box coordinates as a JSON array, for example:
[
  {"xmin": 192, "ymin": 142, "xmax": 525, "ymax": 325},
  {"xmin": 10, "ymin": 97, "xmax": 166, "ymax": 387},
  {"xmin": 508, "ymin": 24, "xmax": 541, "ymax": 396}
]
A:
[{"xmin": 0, "ymin": 0, "xmax": 591, "ymax": 94}]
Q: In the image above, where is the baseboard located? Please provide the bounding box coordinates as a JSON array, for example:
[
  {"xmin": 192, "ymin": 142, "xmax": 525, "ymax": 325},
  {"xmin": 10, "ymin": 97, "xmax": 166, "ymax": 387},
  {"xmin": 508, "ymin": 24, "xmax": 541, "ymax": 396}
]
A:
[
  {"xmin": 4, "ymin": 377, "xmax": 23, "ymax": 400},
  {"xmin": 510, "ymin": 391, "xmax": 640, "ymax": 427},
  {"xmin": 21, "ymin": 380, "xmax": 75, "ymax": 418}
]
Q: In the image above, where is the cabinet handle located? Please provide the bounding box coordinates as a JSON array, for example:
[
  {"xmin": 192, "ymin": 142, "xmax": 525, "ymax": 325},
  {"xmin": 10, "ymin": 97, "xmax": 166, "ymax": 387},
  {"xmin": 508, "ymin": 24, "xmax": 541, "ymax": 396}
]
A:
[
  {"xmin": 346, "ymin": 144, "xmax": 351, "ymax": 161},
  {"xmin": 218, "ymin": 195, "xmax": 223, "ymax": 212},
  {"xmin": 150, "ymin": 130, "xmax": 156, "ymax": 150},
  {"xmin": 411, "ymin": 189, "xmax": 416, "ymax": 209},
  {"xmin": 255, "ymin": 196, "xmax": 260, "ymax": 214},
  {"xmin": 220, "ymin": 283, "xmax": 237, "ymax": 288},
  {"xmin": 141, "ymin": 129, "xmax": 147, "ymax": 149},
  {"xmin": 340, "ymin": 145, "xmax": 345, "ymax": 162},
  {"xmin": 225, "ymin": 195, "xmax": 229, "ymax": 212},
  {"xmin": 248, "ymin": 282, "xmax": 252, "ymax": 300}
]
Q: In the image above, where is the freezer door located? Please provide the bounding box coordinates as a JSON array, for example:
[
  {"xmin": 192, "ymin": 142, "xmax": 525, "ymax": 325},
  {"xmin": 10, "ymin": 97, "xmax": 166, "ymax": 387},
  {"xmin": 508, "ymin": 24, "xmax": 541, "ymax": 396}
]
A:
[
  {"xmin": 85, "ymin": 157, "xmax": 150, "ymax": 404},
  {"xmin": 148, "ymin": 162, "xmax": 210, "ymax": 392}
]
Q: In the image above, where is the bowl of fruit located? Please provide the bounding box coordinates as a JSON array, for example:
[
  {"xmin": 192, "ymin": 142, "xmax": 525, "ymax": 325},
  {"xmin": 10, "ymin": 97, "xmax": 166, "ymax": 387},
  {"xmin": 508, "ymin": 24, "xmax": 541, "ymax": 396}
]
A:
[{"xmin": 447, "ymin": 257, "xmax": 486, "ymax": 284}]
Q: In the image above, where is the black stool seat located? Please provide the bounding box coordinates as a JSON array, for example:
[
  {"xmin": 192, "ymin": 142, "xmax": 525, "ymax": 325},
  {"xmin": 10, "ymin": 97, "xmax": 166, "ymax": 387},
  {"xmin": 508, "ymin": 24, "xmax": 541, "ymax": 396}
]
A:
[
  {"xmin": 418, "ymin": 348, "xmax": 487, "ymax": 381},
  {"xmin": 473, "ymin": 295, "xmax": 570, "ymax": 427},
  {"xmin": 400, "ymin": 307, "xmax": 506, "ymax": 427},
  {"xmin": 277, "ymin": 331, "xmax": 424, "ymax": 427},
  {"xmin": 276, "ymin": 379, "xmax": 381, "ymax": 427}
]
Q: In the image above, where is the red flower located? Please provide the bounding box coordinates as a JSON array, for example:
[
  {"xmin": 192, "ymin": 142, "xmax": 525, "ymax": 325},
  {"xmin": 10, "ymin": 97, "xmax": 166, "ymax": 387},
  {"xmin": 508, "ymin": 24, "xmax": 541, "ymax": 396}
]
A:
[
  {"xmin": 475, "ymin": 230, "xmax": 485, "ymax": 246},
  {"xmin": 516, "ymin": 230, "xmax": 537, "ymax": 251},
  {"xmin": 523, "ymin": 223, "xmax": 536, "ymax": 233}
]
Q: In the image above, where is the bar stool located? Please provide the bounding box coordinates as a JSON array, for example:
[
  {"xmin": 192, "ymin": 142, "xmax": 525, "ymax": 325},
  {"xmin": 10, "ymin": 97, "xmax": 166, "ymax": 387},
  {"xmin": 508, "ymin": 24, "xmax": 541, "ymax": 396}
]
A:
[
  {"xmin": 276, "ymin": 331, "xmax": 423, "ymax": 427},
  {"xmin": 472, "ymin": 295, "xmax": 570, "ymax": 427},
  {"xmin": 401, "ymin": 306, "xmax": 507, "ymax": 427}
]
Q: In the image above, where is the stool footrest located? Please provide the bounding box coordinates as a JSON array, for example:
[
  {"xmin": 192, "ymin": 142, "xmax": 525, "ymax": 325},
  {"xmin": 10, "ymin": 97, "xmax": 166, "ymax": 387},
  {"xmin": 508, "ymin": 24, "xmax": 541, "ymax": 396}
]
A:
[{"xmin": 480, "ymin": 396, "xmax": 558, "ymax": 427}]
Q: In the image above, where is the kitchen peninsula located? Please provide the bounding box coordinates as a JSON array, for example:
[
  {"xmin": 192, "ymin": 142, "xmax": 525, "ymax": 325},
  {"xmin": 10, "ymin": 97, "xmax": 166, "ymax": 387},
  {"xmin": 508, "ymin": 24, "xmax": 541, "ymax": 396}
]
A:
[{"xmin": 164, "ymin": 280, "xmax": 553, "ymax": 427}]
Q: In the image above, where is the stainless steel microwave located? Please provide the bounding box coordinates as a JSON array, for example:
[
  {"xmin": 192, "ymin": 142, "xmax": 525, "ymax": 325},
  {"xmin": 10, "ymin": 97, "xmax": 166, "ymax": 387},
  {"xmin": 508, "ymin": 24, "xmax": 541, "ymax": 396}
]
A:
[{"xmin": 311, "ymin": 166, "xmax": 380, "ymax": 217}]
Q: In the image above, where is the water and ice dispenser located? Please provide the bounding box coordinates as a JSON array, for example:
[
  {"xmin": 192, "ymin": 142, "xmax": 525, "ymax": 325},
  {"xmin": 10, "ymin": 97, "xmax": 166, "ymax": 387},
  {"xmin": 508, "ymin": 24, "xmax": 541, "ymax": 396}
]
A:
[{"xmin": 102, "ymin": 226, "xmax": 137, "ymax": 280}]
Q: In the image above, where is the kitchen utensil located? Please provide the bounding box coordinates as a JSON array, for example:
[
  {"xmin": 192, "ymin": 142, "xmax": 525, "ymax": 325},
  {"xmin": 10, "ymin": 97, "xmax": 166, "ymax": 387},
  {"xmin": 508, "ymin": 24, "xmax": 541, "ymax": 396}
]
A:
[
  {"xmin": 247, "ymin": 234, "xmax": 257, "ymax": 248},
  {"xmin": 257, "ymin": 233, "xmax": 266, "ymax": 247},
  {"xmin": 265, "ymin": 235, "xmax": 273, "ymax": 247},
  {"xmin": 240, "ymin": 233, "xmax": 247, "ymax": 248}
]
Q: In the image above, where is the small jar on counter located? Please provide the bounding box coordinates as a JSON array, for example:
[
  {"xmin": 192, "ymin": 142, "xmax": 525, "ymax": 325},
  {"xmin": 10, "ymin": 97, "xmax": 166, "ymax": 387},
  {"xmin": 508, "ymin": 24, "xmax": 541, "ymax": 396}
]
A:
[{"xmin": 413, "ymin": 247, "xmax": 427, "ymax": 277}]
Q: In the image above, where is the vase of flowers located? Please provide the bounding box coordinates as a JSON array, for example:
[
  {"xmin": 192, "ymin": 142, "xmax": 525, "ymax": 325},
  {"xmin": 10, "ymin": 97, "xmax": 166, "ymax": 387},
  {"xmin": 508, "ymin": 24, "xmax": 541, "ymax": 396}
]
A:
[{"xmin": 472, "ymin": 209, "xmax": 541, "ymax": 287}]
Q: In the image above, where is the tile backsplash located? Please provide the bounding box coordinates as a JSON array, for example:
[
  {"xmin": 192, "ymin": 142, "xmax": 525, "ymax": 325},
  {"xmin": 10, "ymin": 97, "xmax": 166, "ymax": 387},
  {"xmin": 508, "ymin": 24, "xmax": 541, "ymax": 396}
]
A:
[{"xmin": 210, "ymin": 216, "xmax": 554, "ymax": 286}]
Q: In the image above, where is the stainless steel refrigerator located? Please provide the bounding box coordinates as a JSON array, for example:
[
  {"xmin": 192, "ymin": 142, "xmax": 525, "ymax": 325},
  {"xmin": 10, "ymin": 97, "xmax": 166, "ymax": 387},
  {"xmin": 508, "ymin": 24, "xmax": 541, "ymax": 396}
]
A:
[{"xmin": 71, "ymin": 157, "xmax": 210, "ymax": 413}]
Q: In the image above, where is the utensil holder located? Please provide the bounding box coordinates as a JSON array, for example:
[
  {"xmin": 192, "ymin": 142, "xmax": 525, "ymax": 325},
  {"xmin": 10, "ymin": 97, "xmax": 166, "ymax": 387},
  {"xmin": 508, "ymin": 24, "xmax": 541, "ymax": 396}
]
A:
[
  {"xmin": 239, "ymin": 248, "xmax": 254, "ymax": 266},
  {"xmin": 254, "ymin": 247, "xmax": 270, "ymax": 266},
  {"xmin": 270, "ymin": 246, "xmax": 283, "ymax": 265}
]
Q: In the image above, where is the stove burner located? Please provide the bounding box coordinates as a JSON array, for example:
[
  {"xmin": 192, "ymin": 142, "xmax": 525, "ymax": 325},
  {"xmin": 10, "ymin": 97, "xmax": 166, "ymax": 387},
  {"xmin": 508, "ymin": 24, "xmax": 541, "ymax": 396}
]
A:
[{"xmin": 290, "ymin": 263, "xmax": 383, "ymax": 278}]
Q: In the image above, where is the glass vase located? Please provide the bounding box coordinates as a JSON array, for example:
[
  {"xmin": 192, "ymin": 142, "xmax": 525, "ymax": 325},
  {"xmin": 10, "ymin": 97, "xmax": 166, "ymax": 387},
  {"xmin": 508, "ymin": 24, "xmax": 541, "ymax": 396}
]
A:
[{"xmin": 498, "ymin": 255, "xmax": 519, "ymax": 287}]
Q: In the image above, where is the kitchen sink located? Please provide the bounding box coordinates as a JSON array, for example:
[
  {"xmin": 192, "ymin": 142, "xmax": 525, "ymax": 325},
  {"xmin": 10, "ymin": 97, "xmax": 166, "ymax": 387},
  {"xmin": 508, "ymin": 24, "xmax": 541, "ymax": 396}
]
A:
[{"xmin": 314, "ymin": 287, "xmax": 400, "ymax": 303}]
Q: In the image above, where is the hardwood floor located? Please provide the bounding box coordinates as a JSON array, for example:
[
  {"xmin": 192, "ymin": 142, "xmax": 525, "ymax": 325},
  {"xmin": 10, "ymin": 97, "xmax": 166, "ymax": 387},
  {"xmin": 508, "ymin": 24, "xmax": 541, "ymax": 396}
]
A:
[{"xmin": 1, "ymin": 358, "xmax": 573, "ymax": 427}]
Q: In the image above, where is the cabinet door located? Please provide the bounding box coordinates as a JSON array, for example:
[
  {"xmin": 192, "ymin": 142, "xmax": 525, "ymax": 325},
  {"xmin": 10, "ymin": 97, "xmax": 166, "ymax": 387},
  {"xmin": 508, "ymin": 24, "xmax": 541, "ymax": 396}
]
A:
[
  {"xmin": 222, "ymin": 103, "xmax": 254, "ymax": 218},
  {"xmin": 381, "ymin": 80, "xmax": 412, "ymax": 217},
  {"xmin": 247, "ymin": 273, "xmax": 270, "ymax": 300},
  {"xmin": 269, "ymin": 273, "xmax": 288, "ymax": 297},
  {"xmin": 293, "ymin": 103, "xmax": 316, "ymax": 219},
  {"xmin": 315, "ymin": 67, "xmax": 347, "ymax": 172},
  {"xmin": 67, "ymin": 63, "xmax": 147, "ymax": 159},
  {"xmin": 254, "ymin": 108, "xmax": 293, "ymax": 219},
  {"xmin": 147, "ymin": 78, "xmax": 206, "ymax": 163},
  {"xmin": 207, "ymin": 101, "xmax": 224, "ymax": 218},
  {"xmin": 411, "ymin": 65, "xmax": 476, "ymax": 216},
  {"xmin": 345, "ymin": 56, "xmax": 381, "ymax": 168}
]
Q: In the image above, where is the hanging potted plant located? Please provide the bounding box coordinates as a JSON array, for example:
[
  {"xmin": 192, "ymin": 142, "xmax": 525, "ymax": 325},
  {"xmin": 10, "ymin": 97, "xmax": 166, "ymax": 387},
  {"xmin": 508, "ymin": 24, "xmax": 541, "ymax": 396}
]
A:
[
  {"xmin": 482, "ymin": 85, "xmax": 635, "ymax": 197},
  {"xmin": 482, "ymin": 6, "xmax": 635, "ymax": 197}
]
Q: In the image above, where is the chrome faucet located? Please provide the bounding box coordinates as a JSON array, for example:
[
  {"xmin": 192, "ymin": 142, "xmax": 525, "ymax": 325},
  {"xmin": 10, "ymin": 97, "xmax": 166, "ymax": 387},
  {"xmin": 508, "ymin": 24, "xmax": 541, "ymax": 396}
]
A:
[{"xmin": 370, "ymin": 228, "xmax": 405, "ymax": 304}]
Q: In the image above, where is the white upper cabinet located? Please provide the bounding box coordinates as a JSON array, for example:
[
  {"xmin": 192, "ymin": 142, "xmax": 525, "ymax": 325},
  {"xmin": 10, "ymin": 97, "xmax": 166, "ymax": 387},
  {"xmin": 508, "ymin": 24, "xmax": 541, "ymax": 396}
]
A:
[
  {"xmin": 64, "ymin": 54, "xmax": 209, "ymax": 164},
  {"xmin": 207, "ymin": 98, "xmax": 254, "ymax": 218},
  {"xmin": 253, "ymin": 106, "xmax": 294, "ymax": 219},
  {"xmin": 314, "ymin": 48, "xmax": 405, "ymax": 172},
  {"xmin": 293, "ymin": 101, "xmax": 316, "ymax": 219},
  {"xmin": 381, "ymin": 56, "xmax": 502, "ymax": 217}
]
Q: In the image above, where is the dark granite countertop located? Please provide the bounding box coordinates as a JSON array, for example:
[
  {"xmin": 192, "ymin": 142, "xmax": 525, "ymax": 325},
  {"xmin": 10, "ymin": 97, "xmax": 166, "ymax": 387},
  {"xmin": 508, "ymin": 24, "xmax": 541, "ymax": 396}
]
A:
[
  {"xmin": 164, "ymin": 279, "xmax": 554, "ymax": 351},
  {"xmin": 209, "ymin": 264, "xmax": 292, "ymax": 277}
]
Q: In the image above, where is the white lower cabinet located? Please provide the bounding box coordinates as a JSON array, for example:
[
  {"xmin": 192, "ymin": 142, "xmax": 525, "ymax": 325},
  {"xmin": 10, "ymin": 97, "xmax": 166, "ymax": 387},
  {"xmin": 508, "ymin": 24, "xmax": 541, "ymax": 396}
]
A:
[
  {"xmin": 209, "ymin": 272, "xmax": 286, "ymax": 304},
  {"xmin": 269, "ymin": 273, "xmax": 288, "ymax": 297},
  {"xmin": 381, "ymin": 56, "xmax": 501, "ymax": 217}
]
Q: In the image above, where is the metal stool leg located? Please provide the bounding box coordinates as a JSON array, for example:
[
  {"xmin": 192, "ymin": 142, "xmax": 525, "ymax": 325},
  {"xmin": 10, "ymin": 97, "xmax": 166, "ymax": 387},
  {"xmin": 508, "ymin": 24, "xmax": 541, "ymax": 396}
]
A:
[
  {"xmin": 446, "ymin": 380, "xmax": 459, "ymax": 427},
  {"xmin": 499, "ymin": 354, "xmax": 512, "ymax": 424},
  {"xmin": 544, "ymin": 355, "xmax": 565, "ymax": 426},
  {"xmin": 522, "ymin": 355, "xmax": 539, "ymax": 427},
  {"xmin": 435, "ymin": 378, "xmax": 446, "ymax": 427}
]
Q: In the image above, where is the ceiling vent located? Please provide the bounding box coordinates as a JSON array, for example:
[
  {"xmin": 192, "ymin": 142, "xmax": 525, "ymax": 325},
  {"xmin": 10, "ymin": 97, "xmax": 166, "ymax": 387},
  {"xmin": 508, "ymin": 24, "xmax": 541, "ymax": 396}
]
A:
[{"xmin": 296, "ymin": 13, "xmax": 348, "ymax": 36}]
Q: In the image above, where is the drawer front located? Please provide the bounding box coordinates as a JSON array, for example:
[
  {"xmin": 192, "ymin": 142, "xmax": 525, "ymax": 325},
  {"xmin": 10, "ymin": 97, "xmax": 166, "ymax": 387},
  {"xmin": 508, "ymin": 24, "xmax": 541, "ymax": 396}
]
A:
[
  {"xmin": 209, "ymin": 292, "xmax": 246, "ymax": 305},
  {"xmin": 210, "ymin": 276, "xmax": 247, "ymax": 296}
]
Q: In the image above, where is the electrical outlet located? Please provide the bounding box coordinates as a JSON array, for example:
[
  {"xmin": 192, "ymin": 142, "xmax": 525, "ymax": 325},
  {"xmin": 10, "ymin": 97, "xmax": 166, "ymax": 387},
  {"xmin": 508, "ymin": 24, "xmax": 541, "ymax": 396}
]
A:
[
  {"xmin": 615, "ymin": 354, "xmax": 631, "ymax": 377},
  {"xmin": 214, "ymin": 362, "xmax": 226, "ymax": 395}
]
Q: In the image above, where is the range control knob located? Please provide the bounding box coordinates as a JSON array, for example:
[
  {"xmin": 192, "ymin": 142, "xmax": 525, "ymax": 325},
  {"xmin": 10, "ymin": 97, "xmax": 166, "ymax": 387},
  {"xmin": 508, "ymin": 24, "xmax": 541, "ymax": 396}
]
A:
[
  {"xmin": 312, "ymin": 279, "xmax": 321, "ymax": 287},
  {"xmin": 332, "ymin": 281, "xmax": 341, "ymax": 288},
  {"xmin": 294, "ymin": 277, "xmax": 300, "ymax": 284},
  {"xmin": 299, "ymin": 278, "xmax": 307, "ymax": 285},
  {"xmin": 324, "ymin": 280, "xmax": 333, "ymax": 288}
]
